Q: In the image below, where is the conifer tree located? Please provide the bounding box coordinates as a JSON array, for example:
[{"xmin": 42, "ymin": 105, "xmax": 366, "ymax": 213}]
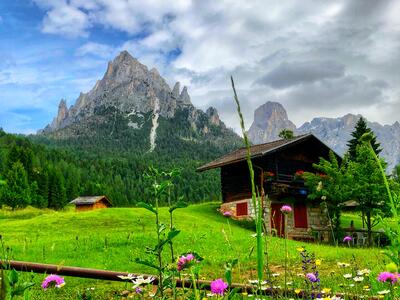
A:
[
  {"xmin": 3, "ymin": 162, "xmax": 31, "ymax": 209},
  {"xmin": 347, "ymin": 117, "xmax": 381, "ymax": 160},
  {"xmin": 48, "ymin": 167, "xmax": 67, "ymax": 210}
]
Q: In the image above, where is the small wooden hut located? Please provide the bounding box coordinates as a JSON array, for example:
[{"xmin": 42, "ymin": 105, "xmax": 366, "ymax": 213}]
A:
[
  {"xmin": 197, "ymin": 134, "xmax": 341, "ymax": 241},
  {"xmin": 70, "ymin": 196, "xmax": 112, "ymax": 212}
]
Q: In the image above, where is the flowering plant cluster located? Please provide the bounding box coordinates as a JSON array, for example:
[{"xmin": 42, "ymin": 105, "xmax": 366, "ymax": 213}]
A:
[
  {"xmin": 295, "ymin": 170, "xmax": 305, "ymax": 178},
  {"xmin": 210, "ymin": 278, "xmax": 228, "ymax": 295},
  {"xmin": 377, "ymin": 271, "xmax": 399, "ymax": 284},
  {"xmin": 41, "ymin": 274, "xmax": 65, "ymax": 289},
  {"xmin": 300, "ymin": 248, "xmax": 321, "ymax": 298},
  {"xmin": 280, "ymin": 204, "xmax": 292, "ymax": 214},
  {"xmin": 177, "ymin": 253, "xmax": 199, "ymax": 271}
]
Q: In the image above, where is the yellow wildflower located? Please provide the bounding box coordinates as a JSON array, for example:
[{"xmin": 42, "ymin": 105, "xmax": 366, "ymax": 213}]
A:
[
  {"xmin": 295, "ymin": 288, "xmax": 301, "ymax": 294},
  {"xmin": 316, "ymin": 259, "xmax": 322, "ymax": 266},
  {"xmin": 296, "ymin": 247, "xmax": 305, "ymax": 252},
  {"xmin": 322, "ymin": 288, "xmax": 331, "ymax": 293}
]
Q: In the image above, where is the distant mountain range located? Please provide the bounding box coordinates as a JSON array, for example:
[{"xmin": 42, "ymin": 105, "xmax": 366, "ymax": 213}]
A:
[
  {"xmin": 248, "ymin": 101, "xmax": 400, "ymax": 170},
  {"xmin": 38, "ymin": 51, "xmax": 399, "ymax": 173},
  {"xmin": 39, "ymin": 50, "xmax": 241, "ymax": 153}
]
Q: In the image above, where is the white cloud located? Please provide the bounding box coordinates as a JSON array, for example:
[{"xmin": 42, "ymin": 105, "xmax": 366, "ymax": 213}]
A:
[
  {"xmin": 76, "ymin": 42, "xmax": 115, "ymax": 59},
  {"xmin": 30, "ymin": 0, "xmax": 400, "ymax": 129},
  {"xmin": 41, "ymin": 3, "xmax": 90, "ymax": 37}
]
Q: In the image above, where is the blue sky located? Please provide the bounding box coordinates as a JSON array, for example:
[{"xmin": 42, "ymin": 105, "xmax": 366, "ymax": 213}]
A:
[{"xmin": 1, "ymin": 1, "xmax": 399, "ymax": 134}]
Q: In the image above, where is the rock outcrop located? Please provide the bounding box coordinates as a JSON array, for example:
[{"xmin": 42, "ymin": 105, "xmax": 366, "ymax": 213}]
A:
[{"xmin": 247, "ymin": 101, "xmax": 296, "ymax": 144}]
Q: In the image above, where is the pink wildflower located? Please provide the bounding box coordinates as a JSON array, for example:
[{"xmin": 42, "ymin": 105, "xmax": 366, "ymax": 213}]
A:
[
  {"xmin": 280, "ymin": 205, "xmax": 292, "ymax": 214},
  {"xmin": 210, "ymin": 278, "xmax": 228, "ymax": 295},
  {"xmin": 343, "ymin": 236, "xmax": 352, "ymax": 242},
  {"xmin": 177, "ymin": 253, "xmax": 197, "ymax": 271},
  {"xmin": 377, "ymin": 272, "xmax": 399, "ymax": 284},
  {"xmin": 223, "ymin": 211, "xmax": 232, "ymax": 217},
  {"xmin": 306, "ymin": 273, "xmax": 318, "ymax": 283},
  {"xmin": 41, "ymin": 275, "xmax": 65, "ymax": 289}
]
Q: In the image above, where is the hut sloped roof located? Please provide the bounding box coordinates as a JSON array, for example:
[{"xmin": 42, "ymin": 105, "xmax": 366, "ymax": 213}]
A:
[
  {"xmin": 70, "ymin": 196, "xmax": 111, "ymax": 206},
  {"xmin": 197, "ymin": 134, "xmax": 340, "ymax": 172}
]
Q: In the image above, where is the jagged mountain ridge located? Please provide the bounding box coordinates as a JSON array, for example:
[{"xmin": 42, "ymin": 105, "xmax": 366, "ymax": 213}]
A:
[
  {"xmin": 39, "ymin": 51, "xmax": 241, "ymax": 153},
  {"xmin": 248, "ymin": 102, "xmax": 400, "ymax": 170}
]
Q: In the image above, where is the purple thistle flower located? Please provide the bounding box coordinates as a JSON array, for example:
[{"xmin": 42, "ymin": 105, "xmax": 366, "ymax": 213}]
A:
[
  {"xmin": 306, "ymin": 273, "xmax": 318, "ymax": 283},
  {"xmin": 177, "ymin": 253, "xmax": 197, "ymax": 271},
  {"xmin": 280, "ymin": 205, "xmax": 292, "ymax": 214},
  {"xmin": 377, "ymin": 272, "xmax": 399, "ymax": 284},
  {"xmin": 343, "ymin": 236, "xmax": 353, "ymax": 243},
  {"xmin": 41, "ymin": 275, "xmax": 65, "ymax": 289},
  {"xmin": 210, "ymin": 278, "xmax": 228, "ymax": 295}
]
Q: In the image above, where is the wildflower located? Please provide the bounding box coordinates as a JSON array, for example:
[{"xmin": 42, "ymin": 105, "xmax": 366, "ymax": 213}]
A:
[
  {"xmin": 357, "ymin": 269, "xmax": 371, "ymax": 276},
  {"xmin": 353, "ymin": 276, "xmax": 364, "ymax": 282},
  {"xmin": 132, "ymin": 276, "xmax": 155, "ymax": 289},
  {"xmin": 280, "ymin": 205, "xmax": 292, "ymax": 214},
  {"xmin": 296, "ymin": 247, "xmax": 305, "ymax": 252},
  {"xmin": 343, "ymin": 274, "xmax": 352, "ymax": 279},
  {"xmin": 177, "ymin": 253, "xmax": 197, "ymax": 271},
  {"xmin": 343, "ymin": 236, "xmax": 352, "ymax": 243},
  {"xmin": 377, "ymin": 290, "xmax": 390, "ymax": 295},
  {"xmin": 118, "ymin": 273, "xmax": 135, "ymax": 280},
  {"xmin": 377, "ymin": 271, "xmax": 399, "ymax": 284},
  {"xmin": 41, "ymin": 275, "xmax": 65, "ymax": 289},
  {"xmin": 223, "ymin": 211, "xmax": 232, "ymax": 217},
  {"xmin": 306, "ymin": 273, "xmax": 318, "ymax": 282},
  {"xmin": 210, "ymin": 279, "xmax": 228, "ymax": 296},
  {"xmin": 363, "ymin": 285, "xmax": 370, "ymax": 291},
  {"xmin": 315, "ymin": 259, "xmax": 322, "ymax": 266},
  {"xmin": 135, "ymin": 287, "xmax": 143, "ymax": 294},
  {"xmin": 294, "ymin": 288, "xmax": 301, "ymax": 294},
  {"xmin": 272, "ymin": 273, "xmax": 280, "ymax": 277},
  {"xmin": 337, "ymin": 262, "xmax": 350, "ymax": 268},
  {"xmin": 322, "ymin": 288, "xmax": 331, "ymax": 294}
]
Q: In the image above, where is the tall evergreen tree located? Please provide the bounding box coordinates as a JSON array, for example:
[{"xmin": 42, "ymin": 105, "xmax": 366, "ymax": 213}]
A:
[
  {"xmin": 3, "ymin": 162, "xmax": 31, "ymax": 209},
  {"xmin": 48, "ymin": 167, "xmax": 67, "ymax": 210},
  {"xmin": 347, "ymin": 117, "xmax": 381, "ymax": 160},
  {"xmin": 278, "ymin": 129, "xmax": 294, "ymax": 140}
]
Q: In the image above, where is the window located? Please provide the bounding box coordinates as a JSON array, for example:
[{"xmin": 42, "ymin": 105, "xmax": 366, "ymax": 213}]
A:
[{"xmin": 236, "ymin": 202, "xmax": 248, "ymax": 216}]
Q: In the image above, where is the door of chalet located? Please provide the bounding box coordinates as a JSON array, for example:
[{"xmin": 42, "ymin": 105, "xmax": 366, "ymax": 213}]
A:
[{"xmin": 270, "ymin": 203, "xmax": 285, "ymax": 237}]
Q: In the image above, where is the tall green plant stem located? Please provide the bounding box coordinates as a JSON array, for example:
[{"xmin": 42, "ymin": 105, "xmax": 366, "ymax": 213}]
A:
[
  {"xmin": 168, "ymin": 186, "xmax": 175, "ymax": 263},
  {"xmin": 154, "ymin": 185, "xmax": 164, "ymax": 297},
  {"xmin": 231, "ymin": 77, "xmax": 264, "ymax": 283},
  {"xmin": 365, "ymin": 141, "xmax": 400, "ymax": 254}
]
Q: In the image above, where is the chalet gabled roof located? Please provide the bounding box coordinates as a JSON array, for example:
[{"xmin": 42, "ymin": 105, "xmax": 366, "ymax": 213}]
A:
[
  {"xmin": 197, "ymin": 134, "xmax": 340, "ymax": 172},
  {"xmin": 70, "ymin": 195, "xmax": 111, "ymax": 206}
]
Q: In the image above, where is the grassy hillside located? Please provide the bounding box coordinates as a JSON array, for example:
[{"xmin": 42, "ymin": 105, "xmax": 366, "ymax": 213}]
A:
[{"xmin": 0, "ymin": 203, "xmax": 389, "ymax": 299}]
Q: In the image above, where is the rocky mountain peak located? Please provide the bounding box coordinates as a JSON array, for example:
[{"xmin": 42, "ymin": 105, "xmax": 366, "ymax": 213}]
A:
[
  {"xmin": 206, "ymin": 107, "xmax": 221, "ymax": 126},
  {"xmin": 248, "ymin": 101, "xmax": 296, "ymax": 144},
  {"xmin": 178, "ymin": 86, "xmax": 191, "ymax": 105},
  {"xmin": 50, "ymin": 98, "xmax": 69, "ymax": 130},
  {"xmin": 102, "ymin": 51, "xmax": 148, "ymax": 85},
  {"xmin": 172, "ymin": 82, "xmax": 180, "ymax": 99}
]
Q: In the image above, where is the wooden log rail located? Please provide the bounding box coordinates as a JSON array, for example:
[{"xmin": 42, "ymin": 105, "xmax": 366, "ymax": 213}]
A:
[{"xmin": 0, "ymin": 260, "xmax": 379, "ymax": 299}]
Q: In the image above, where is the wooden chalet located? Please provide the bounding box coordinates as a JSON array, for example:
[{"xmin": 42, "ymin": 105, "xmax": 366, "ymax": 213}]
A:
[
  {"xmin": 197, "ymin": 134, "xmax": 341, "ymax": 241},
  {"xmin": 70, "ymin": 196, "xmax": 112, "ymax": 212}
]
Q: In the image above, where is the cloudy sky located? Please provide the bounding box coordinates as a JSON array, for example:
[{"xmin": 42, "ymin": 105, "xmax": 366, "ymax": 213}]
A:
[{"xmin": 1, "ymin": 0, "xmax": 399, "ymax": 134}]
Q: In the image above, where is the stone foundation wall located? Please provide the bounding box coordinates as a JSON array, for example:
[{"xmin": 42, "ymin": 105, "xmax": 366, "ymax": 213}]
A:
[{"xmin": 220, "ymin": 199, "xmax": 328, "ymax": 241}]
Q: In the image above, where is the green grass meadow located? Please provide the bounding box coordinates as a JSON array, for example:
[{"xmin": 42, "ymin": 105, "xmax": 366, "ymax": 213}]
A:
[{"xmin": 0, "ymin": 204, "xmax": 393, "ymax": 299}]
